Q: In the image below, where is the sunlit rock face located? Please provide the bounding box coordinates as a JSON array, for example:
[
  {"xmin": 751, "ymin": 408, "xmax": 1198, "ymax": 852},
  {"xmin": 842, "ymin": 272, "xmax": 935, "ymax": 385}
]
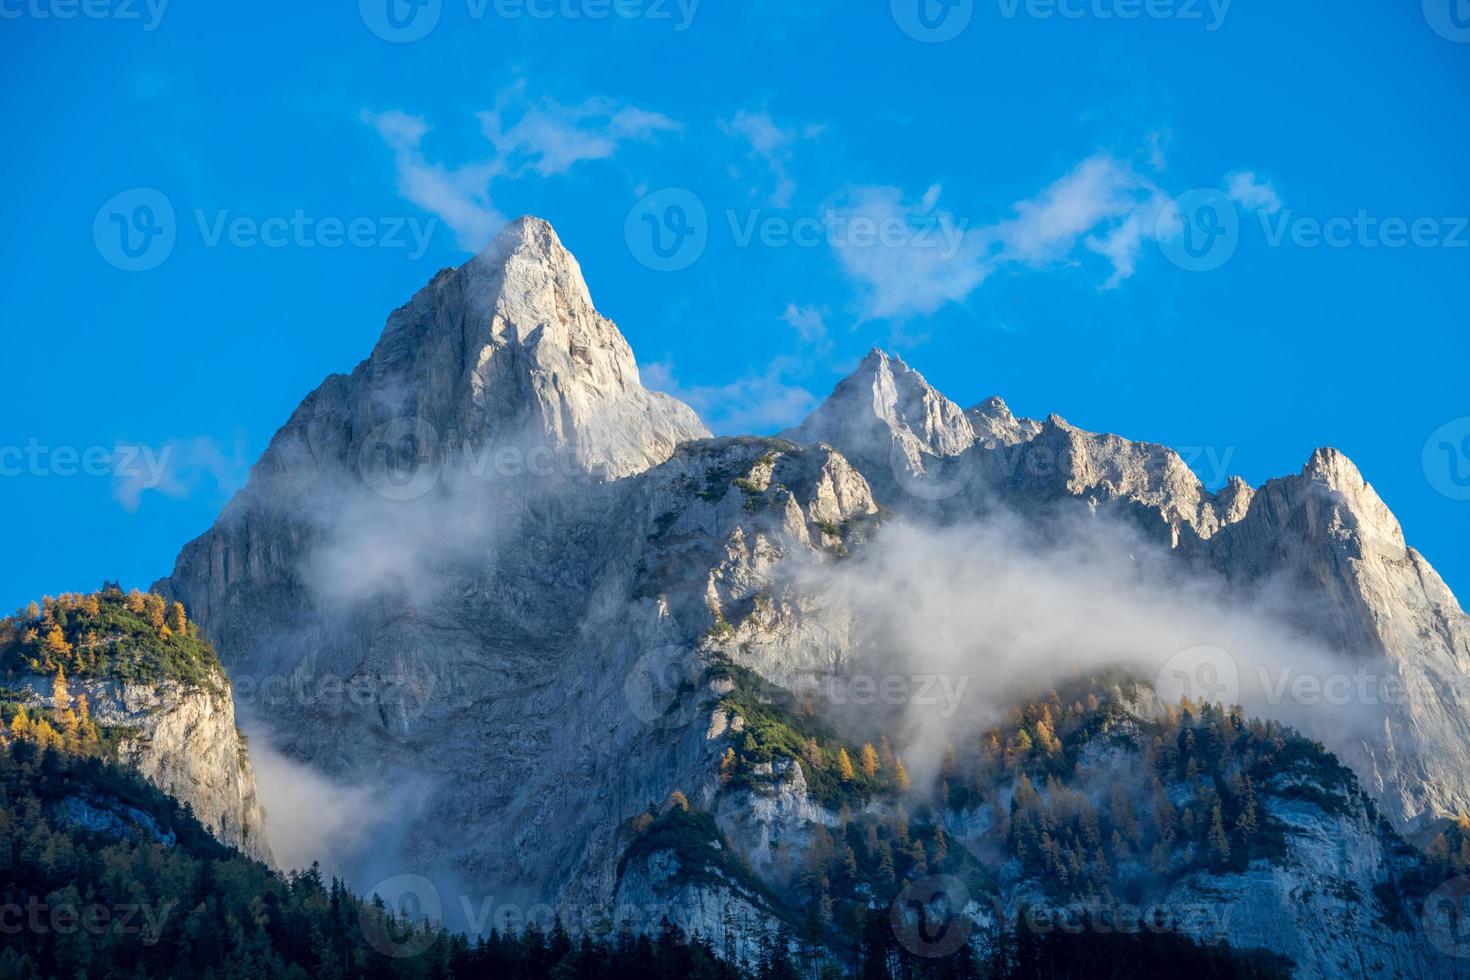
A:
[{"xmin": 13, "ymin": 671, "xmax": 272, "ymax": 863}]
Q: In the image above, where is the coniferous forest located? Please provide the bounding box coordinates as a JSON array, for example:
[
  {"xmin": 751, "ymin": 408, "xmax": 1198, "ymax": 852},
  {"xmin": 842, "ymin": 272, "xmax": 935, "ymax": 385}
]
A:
[{"xmin": 0, "ymin": 720, "xmax": 1291, "ymax": 979}]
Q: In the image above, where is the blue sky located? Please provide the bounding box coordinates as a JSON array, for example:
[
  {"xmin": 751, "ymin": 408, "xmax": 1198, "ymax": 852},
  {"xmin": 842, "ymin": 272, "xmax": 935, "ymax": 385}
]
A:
[{"xmin": 1, "ymin": 0, "xmax": 1467, "ymax": 611}]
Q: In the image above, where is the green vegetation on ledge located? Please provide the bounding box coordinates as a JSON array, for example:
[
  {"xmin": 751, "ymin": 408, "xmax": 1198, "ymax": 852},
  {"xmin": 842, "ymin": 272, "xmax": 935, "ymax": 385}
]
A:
[
  {"xmin": 710, "ymin": 662, "xmax": 903, "ymax": 810},
  {"xmin": 0, "ymin": 585, "xmax": 224, "ymax": 692},
  {"xmin": 619, "ymin": 793, "xmax": 783, "ymax": 915}
]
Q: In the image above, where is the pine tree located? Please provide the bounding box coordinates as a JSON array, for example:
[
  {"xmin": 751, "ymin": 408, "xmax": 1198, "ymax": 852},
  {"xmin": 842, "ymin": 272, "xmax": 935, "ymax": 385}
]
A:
[
  {"xmin": 1209, "ymin": 805, "xmax": 1231, "ymax": 863},
  {"xmin": 167, "ymin": 601, "xmax": 188, "ymax": 635},
  {"xmin": 859, "ymin": 743, "xmax": 879, "ymax": 777},
  {"xmin": 144, "ymin": 593, "xmax": 166, "ymax": 629},
  {"xmin": 837, "ymin": 748, "xmax": 855, "ymax": 782},
  {"xmin": 908, "ymin": 838, "xmax": 928, "ymax": 875},
  {"xmin": 1235, "ymin": 776, "xmax": 1259, "ymax": 835},
  {"xmin": 878, "ymin": 842, "xmax": 895, "ymax": 885},
  {"xmin": 719, "ymin": 747, "xmax": 736, "ymax": 785},
  {"xmin": 51, "ymin": 666, "xmax": 71, "ymax": 711},
  {"xmin": 893, "ymin": 758, "xmax": 911, "ymax": 793},
  {"xmin": 43, "ymin": 625, "xmax": 72, "ymax": 664}
]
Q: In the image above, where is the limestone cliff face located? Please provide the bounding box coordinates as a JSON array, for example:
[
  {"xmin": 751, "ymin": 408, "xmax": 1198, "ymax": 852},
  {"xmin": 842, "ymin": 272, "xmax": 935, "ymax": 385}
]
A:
[
  {"xmin": 959, "ymin": 721, "xmax": 1449, "ymax": 980},
  {"xmin": 14, "ymin": 671, "xmax": 272, "ymax": 863},
  {"xmin": 1159, "ymin": 795, "xmax": 1440, "ymax": 979},
  {"xmin": 1188, "ymin": 448, "xmax": 1470, "ymax": 831},
  {"xmin": 163, "ymin": 429, "xmax": 872, "ymax": 913}
]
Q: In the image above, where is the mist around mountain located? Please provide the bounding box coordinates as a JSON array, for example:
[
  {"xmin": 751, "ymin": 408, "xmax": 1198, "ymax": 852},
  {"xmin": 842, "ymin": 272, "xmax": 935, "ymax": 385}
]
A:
[{"xmin": 5, "ymin": 219, "xmax": 1468, "ymax": 978}]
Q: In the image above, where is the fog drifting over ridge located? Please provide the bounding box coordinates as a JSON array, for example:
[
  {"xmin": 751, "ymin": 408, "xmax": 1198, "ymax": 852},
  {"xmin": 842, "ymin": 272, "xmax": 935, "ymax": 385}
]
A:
[{"xmin": 798, "ymin": 508, "xmax": 1386, "ymax": 790}]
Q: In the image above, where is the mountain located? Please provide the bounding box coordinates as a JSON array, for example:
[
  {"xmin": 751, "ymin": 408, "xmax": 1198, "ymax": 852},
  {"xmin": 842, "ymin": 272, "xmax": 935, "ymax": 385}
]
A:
[{"xmin": 158, "ymin": 217, "xmax": 1466, "ymax": 976}]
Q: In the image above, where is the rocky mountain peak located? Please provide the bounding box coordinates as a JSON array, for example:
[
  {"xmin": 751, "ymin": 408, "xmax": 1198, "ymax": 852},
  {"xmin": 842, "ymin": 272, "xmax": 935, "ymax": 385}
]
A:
[
  {"xmin": 258, "ymin": 216, "xmax": 709, "ymax": 488},
  {"xmin": 1225, "ymin": 446, "xmax": 1408, "ymax": 558},
  {"xmin": 784, "ymin": 348, "xmax": 974, "ymax": 489},
  {"xmin": 966, "ymin": 395, "xmax": 1042, "ymax": 447},
  {"xmin": 1300, "ymin": 446, "xmax": 1405, "ymax": 548}
]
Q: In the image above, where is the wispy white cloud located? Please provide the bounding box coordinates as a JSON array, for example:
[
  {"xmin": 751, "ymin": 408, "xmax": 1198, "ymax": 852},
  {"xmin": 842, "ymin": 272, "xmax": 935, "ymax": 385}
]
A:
[
  {"xmin": 640, "ymin": 302, "xmax": 834, "ymax": 434},
  {"xmin": 782, "ymin": 303, "xmax": 829, "ymax": 349},
  {"xmin": 1226, "ymin": 170, "xmax": 1283, "ymax": 214},
  {"xmin": 1145, "ymin": 128, "xmax": 1171, "ymax": 172},
  {"xmin": 830, "ymin": 184, "xmax": 989, "ymax": 319},
  {"xmin": 479, "ymin": 84, "xmax": 679, "ymax": 178},
  {"xmin": 364, "ymin": 86, "xmax": 678, "ymax": 251},
  {"xmin": 112, "ymin": 435, "xmax": 249, "ymax": 512},
  {"xmin": 641, "ymin": 358, "xmax": 818, "ymax": 436},
  {"xmin": 723, "ymin": 110, "xmax": 823, "ymax": 208},
  {"xmin": 361, "ymin": 109, "xmax": 503, "ymax": 252},
  {"xmin": 991, "ymin": 155, "xmax": 1165, "ymax": 273},
  {"xmin": 832, "ymin": 144, "xmax": 1264, "ymax": 318}
]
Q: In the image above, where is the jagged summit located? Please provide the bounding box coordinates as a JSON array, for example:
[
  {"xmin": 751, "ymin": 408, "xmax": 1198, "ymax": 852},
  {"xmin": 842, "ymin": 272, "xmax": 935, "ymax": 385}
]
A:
[
  {"xmin": 252, "ymin": 216, "xmax": 709, "ymax": 493},
  {"xmin": 783, "ymin": 348, "xmax": 974, "ymax": 492},
  {"xmin": 965, "ymin": 397, "xmax": 1043, "ymax": 448}
]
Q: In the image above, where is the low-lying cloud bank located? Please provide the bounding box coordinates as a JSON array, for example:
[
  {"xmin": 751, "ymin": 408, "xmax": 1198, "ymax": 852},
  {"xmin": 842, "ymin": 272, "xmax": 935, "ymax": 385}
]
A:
[{"xmin": 796, "ymin": 510, "xmax": 1381, "ymax": 785}]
